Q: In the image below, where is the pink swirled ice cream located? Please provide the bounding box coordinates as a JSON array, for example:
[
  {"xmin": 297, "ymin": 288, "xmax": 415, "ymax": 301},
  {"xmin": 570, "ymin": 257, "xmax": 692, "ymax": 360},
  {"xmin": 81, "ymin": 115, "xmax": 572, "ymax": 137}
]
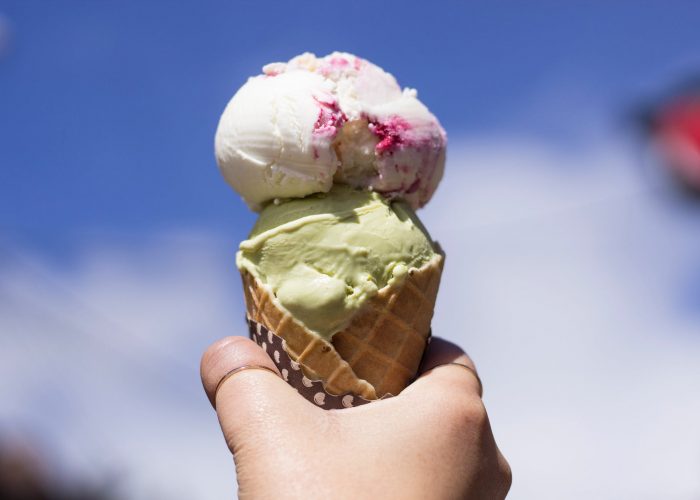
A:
[{"xmin": 215, "ymin": 52, "xmax": 446, "ymax": 210}]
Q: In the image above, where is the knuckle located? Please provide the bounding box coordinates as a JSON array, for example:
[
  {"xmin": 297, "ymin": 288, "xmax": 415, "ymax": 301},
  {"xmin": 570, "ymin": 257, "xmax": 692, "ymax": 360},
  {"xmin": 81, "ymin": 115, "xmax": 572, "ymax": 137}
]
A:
[
  {"xmin": 441, "ymin": 395, "xmax": 488, "ymax": 434},
  {"xmin": 499, "ymin": 454, "xmax": 513, "ymax": 493},
  {"xmin": 436, "ymin": 364, "xmax": 482, "ymax": 397},
  {"xmin": 453, "ymin": 397, "xmax": 488, "ymax": 426}
]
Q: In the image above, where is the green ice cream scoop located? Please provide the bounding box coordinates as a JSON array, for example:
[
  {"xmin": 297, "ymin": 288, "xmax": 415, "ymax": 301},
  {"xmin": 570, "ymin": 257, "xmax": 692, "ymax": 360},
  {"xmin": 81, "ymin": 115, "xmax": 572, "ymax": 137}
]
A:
[{"xmin": 236, "ymin": 186, "xmax": 438, "ymax": 339}]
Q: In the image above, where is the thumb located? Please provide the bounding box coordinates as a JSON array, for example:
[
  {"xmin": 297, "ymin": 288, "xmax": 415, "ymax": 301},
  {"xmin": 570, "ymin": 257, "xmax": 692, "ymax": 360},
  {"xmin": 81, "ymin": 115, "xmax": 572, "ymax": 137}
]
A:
[{"xmin": 200, "ymin": 336, "xmax": 315, "ymax": 451}]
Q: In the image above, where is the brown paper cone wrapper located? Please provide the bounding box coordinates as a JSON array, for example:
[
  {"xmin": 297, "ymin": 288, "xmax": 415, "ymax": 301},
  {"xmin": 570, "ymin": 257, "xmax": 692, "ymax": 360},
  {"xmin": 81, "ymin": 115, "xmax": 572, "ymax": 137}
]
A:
[
  {"xmin": 241, "ymin": 252, "xmax": 444, "ymax": 408},
  {"xmin": 248, "ymin": 319, "xmax": 391, "ymax": 408}
]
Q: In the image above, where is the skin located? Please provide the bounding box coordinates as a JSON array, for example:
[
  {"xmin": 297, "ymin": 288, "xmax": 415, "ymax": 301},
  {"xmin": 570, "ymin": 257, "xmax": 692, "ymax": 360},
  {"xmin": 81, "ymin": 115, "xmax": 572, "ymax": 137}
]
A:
[{"xmin": 201, "ymin": 337, "xmax": 512, "ymax": 499}]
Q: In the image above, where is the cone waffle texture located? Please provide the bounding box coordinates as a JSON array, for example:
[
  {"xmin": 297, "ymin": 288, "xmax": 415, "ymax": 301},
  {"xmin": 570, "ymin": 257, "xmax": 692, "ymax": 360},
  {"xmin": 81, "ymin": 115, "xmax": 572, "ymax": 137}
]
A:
[{"xmin": 241, "ymin": 252, "xmax": 444, "ymax": 399}]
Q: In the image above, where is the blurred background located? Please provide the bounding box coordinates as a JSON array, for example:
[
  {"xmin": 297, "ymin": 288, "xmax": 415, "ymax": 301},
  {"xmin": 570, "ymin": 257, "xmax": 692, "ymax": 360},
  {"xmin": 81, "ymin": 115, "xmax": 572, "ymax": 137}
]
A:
[{"xmin": 2, "ymin": 1, "xmax": 700, "ymax": 498}]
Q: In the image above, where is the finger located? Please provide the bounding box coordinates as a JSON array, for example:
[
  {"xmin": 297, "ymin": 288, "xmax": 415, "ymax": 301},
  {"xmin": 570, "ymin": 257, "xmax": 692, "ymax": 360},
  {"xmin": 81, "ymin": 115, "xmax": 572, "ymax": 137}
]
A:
[
  {"xmin": 201, "ymin": 336, "xmax": 278, "ymax": 407},
  {"xmin": 200, "ymin": 336, "xmax": 316, "ymax": 444},
  {"xmin": 401, "ymin": 337, "xmax": 482, "ymax": 399},
  {"xmin": 419, "ymin": 337, "xmax": 475, "ymax": 373}
]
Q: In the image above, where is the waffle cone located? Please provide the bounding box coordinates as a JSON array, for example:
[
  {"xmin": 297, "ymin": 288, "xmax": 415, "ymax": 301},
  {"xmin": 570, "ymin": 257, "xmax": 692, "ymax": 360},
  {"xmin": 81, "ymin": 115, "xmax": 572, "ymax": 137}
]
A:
[{"xmin": 241, "ymin": 252, "xmax": 444, "ymax": 399}]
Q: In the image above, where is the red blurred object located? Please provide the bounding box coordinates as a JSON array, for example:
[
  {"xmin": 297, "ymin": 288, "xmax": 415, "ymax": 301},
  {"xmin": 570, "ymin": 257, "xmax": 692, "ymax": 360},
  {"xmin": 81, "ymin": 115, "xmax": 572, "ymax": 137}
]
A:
[{"xmin": 650, "ymin": 93, "xmax": 700, "ymax": 190}]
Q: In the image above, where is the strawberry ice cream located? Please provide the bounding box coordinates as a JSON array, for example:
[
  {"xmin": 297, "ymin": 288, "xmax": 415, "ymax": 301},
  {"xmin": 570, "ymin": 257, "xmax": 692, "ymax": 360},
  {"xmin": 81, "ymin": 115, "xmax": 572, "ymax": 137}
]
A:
[{"xmin": 215, "ymin": 52, "xmax": 446, "ymax": 210}]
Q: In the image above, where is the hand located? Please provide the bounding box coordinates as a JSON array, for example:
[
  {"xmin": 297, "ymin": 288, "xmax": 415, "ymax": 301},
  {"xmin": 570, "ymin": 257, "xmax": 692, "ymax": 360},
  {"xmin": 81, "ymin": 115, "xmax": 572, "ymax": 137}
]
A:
[{"xmin": 201, "ymin": 336, "xmax": 511, "ymax": 499}]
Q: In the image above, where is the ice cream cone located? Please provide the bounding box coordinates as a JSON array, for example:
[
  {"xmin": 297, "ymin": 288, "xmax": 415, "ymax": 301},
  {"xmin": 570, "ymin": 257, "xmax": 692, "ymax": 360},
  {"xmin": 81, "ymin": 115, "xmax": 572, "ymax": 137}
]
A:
[{"xmin": 241, "ymin": 252, "xmax": 443, "ymax": 400}]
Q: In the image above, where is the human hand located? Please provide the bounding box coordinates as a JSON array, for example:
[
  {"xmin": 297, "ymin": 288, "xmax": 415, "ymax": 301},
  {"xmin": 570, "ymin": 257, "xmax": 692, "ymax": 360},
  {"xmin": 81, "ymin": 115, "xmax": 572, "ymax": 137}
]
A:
[{"xmin": 201, "ymin": 336, "xmax": 511, "ymax": 499}]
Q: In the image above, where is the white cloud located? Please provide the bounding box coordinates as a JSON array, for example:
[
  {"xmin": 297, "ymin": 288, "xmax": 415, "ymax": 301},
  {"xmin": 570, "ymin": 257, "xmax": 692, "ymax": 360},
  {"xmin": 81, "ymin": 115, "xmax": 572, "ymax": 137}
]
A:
[
  {"xmin": 1, "ymin": 136, "xmax": 700, "ymax": 499},
  {"xmin": 0, "ymin": 231, "xmax": 242, "ymax": 499}
]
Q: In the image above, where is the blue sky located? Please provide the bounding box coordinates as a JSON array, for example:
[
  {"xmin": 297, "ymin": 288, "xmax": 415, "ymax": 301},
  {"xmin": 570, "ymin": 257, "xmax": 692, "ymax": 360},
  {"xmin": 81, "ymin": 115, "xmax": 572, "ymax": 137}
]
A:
[
  {"xmin": 2, "ymin": 2, "xmax": 700, "ymax": 499},
  {"xmin": 2, "ymin": 1, "xmax": 700, "ymax": 254}
]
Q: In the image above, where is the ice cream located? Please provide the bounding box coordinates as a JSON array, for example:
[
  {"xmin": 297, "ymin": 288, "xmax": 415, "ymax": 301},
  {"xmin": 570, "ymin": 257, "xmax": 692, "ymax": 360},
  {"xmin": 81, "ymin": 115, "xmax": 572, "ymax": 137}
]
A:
[
  {"xmin": 237, "ymin": 185, "xmax": 439, "ymax": 338},
  {"xmin": 216, "ymin": 52, "xmax": 446, "ymax": 403},
  {"xmin": 215, "ymin": 52, "xmax": 446, "ymax": 210}
]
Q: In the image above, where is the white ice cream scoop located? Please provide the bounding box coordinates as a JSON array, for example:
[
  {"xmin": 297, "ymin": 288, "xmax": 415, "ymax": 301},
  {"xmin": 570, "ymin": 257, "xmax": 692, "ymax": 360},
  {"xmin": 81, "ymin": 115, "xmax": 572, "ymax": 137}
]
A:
[{"xmin": 215, "ymin": 52, "xmax": 446, "ymax": 210}]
